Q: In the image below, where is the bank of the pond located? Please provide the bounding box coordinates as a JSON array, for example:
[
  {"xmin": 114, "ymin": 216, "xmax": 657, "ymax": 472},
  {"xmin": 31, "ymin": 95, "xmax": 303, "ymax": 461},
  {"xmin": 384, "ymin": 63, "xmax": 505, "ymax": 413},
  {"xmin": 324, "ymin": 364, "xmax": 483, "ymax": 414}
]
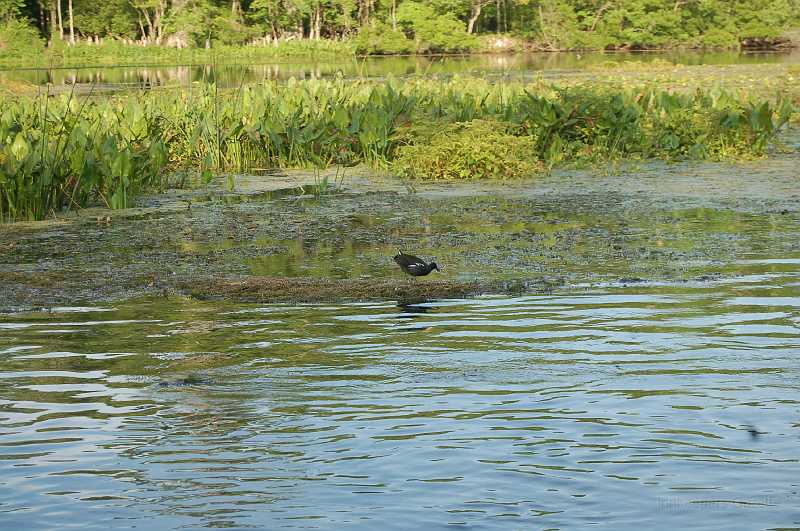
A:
[
  {"xmin": 1, "ymin": 34, "xmax": 797, "ymax": 69},
  {"xmin": 1, "ymin": 75, "xmax": 797, "ymax": 222}
]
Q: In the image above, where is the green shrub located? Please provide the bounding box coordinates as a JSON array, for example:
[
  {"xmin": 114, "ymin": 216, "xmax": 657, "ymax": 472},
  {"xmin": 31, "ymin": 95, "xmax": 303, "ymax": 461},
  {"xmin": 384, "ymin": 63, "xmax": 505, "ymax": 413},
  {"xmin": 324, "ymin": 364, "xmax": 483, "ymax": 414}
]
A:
[
  {"xmin": 392, "ymin": 120, "xmax": 541, "ymax": 180},
  {"xmin": 397, "ymin": 1, "xmax": 478, "ymax": 53},
  {"xmin": 566, "ymin": 30, "xmax": 609, "ymax": 51},
  {"xmin": 354, "ymin": 22, "xmax": 414, "ymax": 55},
  {"xmin": 0, "ymin": 19, "xmax": 45, "ymax": 56},
  {"xmin": 73, "ymin": 0, "xmax": 138, "ymax": 39},
  {"xmin": 212, "ymin": 15, "xmax": 259, "ymax": 46},
  {"xmin": 699, "ymin": 28, "xmax": 739, "ymax": 48}
]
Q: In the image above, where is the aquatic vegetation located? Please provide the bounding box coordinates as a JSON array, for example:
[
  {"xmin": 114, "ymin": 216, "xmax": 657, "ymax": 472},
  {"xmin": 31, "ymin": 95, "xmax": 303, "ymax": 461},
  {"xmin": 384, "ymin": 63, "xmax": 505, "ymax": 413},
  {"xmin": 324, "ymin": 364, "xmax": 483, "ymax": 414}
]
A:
[
  {"xmin": 393, "ymin": 120, "xmax": 541, "ymax": 180},
  {"xmin": 0, "ymin": 77, "xmax": 796, "ymax": 220},
  {"xmin": 0, "ymin": 91, "xmax": 168, "ymax": 221},
  {"xmin": 586, "ymin": 59, "xmax": 682, "ymax": 71},
  {"xmin": 187, "ymin": 276, "xmax": 490, "ymax": 303}
]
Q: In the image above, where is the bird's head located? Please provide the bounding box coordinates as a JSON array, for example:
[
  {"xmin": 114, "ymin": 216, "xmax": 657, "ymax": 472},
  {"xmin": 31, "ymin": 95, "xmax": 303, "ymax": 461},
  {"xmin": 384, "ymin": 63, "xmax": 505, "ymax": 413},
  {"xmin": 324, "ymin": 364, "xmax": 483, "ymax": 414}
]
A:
[{"xmin": 430, "ymin": 262, "xmax": 440, "ymax": 272}]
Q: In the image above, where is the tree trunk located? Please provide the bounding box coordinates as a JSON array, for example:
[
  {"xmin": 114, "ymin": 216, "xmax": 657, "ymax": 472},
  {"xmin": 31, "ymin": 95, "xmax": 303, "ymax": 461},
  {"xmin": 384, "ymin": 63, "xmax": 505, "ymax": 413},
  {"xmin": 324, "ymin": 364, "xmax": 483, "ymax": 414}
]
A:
[
  {"xmin": 538, "ymin": 4, "xmax": 553, "ymax": 49},
  {"xmin": 468, "ymin": 1, "xmax": 487, "ymax": 34},
  {"xmin": 37, "ymin": 0, "xmax": 47, "ymax": 35},
  {"xmin": 137, "ymin": 15, "xmax": 146, "ymax": 42},
  {"xmin": 47, "ymin": 0, "xmax": 56, "ymax": 39},
  {"xmin": 154, "ymin": 0, "xmax": 165, "ymax": 44},
  {"xmin": 67, "ymin": 0, "xmax": 74, "ymax": 44},
  {"xmin": 141, "ymin": 9, "xmax": 153, "ymax": 43},
  {"xmin": 590, "ymin": 2, "xmax": 613, "ymax": 31},
  {"xmin": 232, "ymin": 0, "xmax": 242, "ymax": 20},
  {"xmin": 56, "ymin": 0, "xmax": 63, "ymax": 39},
  {"xmin": 309, "ymin": 4, "xmax": 322, "ymax": 39},
  {"xmin": 391, "ymin": 0, "xmax": 396, "ymax": 30},
  {"xmin": 538, "ymin": 3, "xmax": 561, "ymax": 50}
]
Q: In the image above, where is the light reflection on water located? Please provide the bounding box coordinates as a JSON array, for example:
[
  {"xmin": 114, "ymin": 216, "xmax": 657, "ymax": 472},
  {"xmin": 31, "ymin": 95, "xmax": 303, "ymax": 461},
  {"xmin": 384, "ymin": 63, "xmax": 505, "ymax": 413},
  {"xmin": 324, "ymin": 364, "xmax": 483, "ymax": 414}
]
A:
[{"xmin": 0, "ymin": 266, "xmax": 799, "ymax": 529}]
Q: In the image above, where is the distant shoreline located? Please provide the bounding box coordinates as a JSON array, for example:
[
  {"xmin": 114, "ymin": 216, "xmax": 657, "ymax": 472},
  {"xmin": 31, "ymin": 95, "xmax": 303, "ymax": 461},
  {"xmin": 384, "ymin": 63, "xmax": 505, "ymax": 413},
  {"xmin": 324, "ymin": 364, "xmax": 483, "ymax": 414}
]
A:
[{"xmin": 1, "ymin": 36, "xmax": 796, "ymax": 70}]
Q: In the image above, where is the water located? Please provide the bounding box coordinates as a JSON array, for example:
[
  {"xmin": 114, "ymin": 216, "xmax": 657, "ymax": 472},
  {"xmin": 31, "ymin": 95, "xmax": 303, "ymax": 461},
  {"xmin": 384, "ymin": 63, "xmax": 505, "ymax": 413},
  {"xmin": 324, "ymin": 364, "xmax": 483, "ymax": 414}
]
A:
[
  {"xmin": 1, "ymin": 264, "xmax": 799, "ymax": 528},
  {"xmin": 2, "ymin": 49, "xmax": 798, "ymax": 89}
]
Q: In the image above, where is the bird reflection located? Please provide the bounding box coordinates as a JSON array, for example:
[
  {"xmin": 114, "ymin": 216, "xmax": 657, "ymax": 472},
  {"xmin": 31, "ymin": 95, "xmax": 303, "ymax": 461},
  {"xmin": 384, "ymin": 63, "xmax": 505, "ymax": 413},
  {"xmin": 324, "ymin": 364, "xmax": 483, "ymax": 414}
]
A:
[
  {"xmin": 746, "ymin": 424, "xmax": 766, "ymax": 440},
  {"xmin": 395, "ymin": 300, "xmax": 437, "ymax": 328},
  {"xmin": 397, "ymin": 299, "xmax": 432, "ymax": 312}
]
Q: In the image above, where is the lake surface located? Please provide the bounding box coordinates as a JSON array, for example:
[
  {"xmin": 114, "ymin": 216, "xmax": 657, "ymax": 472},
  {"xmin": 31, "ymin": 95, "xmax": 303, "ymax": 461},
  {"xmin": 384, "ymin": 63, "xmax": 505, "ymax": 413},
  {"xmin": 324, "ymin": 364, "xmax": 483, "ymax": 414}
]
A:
[
  {"xmin": 1, "ymin": 265, "xmax": 799, "ymax": 529},
  {"xmin": 1, "ymin": 46, "xmax": 799, "ymax": 528},
  {"xmin": 2, "ymin": 49, "xmax": 798, "ymax": 90}
]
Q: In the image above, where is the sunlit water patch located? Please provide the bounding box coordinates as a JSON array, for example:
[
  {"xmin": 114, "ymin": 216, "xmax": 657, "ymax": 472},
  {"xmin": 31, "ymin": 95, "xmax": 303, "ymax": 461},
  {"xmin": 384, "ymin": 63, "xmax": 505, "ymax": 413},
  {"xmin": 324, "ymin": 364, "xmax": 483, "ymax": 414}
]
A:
[{"xmin": 0, "ymin": 269, "xmax": 799, "ymax": 528}]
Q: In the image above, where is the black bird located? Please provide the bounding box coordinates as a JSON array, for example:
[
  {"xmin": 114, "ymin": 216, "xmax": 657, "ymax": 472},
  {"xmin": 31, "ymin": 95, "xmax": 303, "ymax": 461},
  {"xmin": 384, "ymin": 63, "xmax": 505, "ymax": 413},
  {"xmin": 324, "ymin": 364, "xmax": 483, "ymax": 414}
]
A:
[
  {"xmin": 393, "ymin": 250, "xmax": 440, "ymax": 277},
  {"xmin": 746, "ymin": 424, "xmax": 766, "ymax": 440}
]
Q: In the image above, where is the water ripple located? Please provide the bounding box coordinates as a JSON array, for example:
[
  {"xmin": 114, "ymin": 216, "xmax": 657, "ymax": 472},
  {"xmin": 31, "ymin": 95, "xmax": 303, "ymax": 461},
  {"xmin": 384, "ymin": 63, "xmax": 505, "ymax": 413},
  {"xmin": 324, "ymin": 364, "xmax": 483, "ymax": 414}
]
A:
[{"xmin": 1, "ymin": 272, "xmax": 799, "ymax": 529}]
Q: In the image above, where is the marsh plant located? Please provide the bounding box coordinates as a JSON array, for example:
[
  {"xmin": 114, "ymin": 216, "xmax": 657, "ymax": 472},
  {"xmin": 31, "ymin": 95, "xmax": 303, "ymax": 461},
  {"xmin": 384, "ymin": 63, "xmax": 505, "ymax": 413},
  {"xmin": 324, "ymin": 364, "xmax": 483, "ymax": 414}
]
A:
[
  {"xmin": 0, "ymin": 89, "xmax": 168, "ymax": 221},
  {"xmin": 0, "ymin": 77, "xmax": 795, "ymax": 221},
  {"xmin": 393, "ymin": 120, "xmax": 541, "ymax": 180},
  {"xmin": 313, "ymin": 166, "xmax": 348, "ymax": 196}
]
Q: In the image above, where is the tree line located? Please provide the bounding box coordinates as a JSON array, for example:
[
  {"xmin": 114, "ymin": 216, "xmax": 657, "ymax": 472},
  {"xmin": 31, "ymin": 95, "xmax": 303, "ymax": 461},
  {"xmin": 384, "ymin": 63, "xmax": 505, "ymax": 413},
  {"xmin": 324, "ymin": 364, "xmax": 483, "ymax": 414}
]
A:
[{"xmin": 1, "ymin": 0, "xmax": 798, "ymax": 52}]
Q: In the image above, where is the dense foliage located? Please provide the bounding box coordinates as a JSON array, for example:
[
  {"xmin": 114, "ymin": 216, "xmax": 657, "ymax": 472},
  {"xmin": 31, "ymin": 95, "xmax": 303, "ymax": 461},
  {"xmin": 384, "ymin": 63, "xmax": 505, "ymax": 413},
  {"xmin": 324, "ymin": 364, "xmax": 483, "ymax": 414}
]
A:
[
  {"xmin": 1, "ymin": 77, "xmax": 795, "ymax": 220},
  {"xmin": 393, "ymin": 120, "xmax": 541, "ymax": 179},
  {"xmin": 1, "ymin": 0, "xmax": 798, "ymax": 58}
]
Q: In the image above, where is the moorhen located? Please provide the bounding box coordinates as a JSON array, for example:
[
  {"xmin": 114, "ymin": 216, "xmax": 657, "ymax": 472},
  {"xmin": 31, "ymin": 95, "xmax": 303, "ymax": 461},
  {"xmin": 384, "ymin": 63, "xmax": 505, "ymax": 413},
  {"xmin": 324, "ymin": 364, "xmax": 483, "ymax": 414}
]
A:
[{"xmin": 393, "ymin": 250, "xmax": 440, "ymax": 277}]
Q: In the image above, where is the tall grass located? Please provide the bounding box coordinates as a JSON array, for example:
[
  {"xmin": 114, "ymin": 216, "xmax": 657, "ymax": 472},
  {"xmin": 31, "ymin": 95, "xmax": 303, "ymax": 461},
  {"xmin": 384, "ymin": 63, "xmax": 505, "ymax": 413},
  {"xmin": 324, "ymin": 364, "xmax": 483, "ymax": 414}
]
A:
[{"xmin": 0, "ymin": 77, "xmax": 795, "ymax": 221}]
